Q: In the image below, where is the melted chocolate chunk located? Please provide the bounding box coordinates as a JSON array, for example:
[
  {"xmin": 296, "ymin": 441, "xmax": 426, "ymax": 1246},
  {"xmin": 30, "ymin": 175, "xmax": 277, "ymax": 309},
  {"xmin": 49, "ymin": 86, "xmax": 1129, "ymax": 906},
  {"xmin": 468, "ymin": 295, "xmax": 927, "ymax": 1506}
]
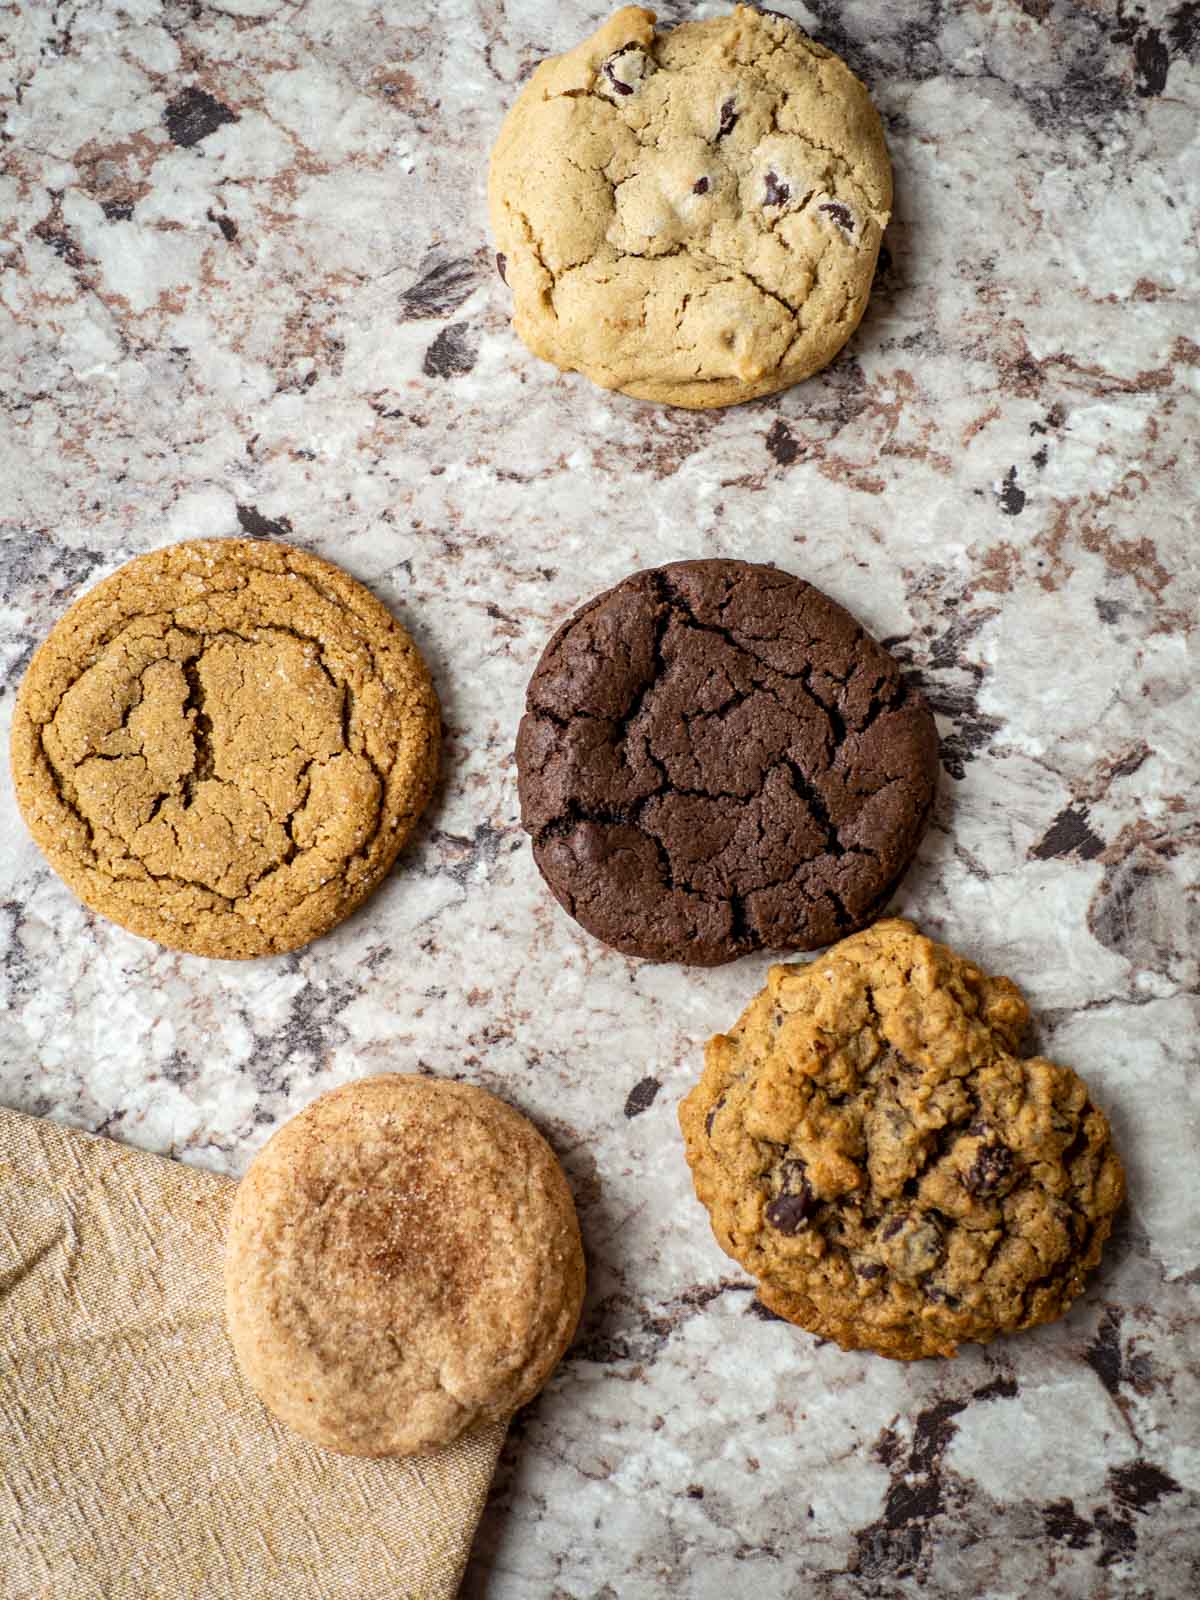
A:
[
  {"xmin": 693, "ymin": 176, "xmax": 710, "ymax": 196},
  {"xmin": 964, "ymin": 1140, "xmax": 1015, "ymax": 1196},
  {"xmin": 819, "ymin": 201, "xmax": 855, "ymax": 232},
  {"xmin": 602, "ymin": 42, "xmax": 646, "ymax": 97},
  {"xmin": 716, "ymin": 98, "xmax": 738, "ymax": 139},
  {"xmin": 763, "ymin": 171, "xmax": 791, "ymax": 207},
  {"xmin": 766, "ymin": 1158, "xmax": 814, "ymax": 1233},
  {"xmin": 766, "ymin": 1193, "xmax": 812, "ymax": 1233}
]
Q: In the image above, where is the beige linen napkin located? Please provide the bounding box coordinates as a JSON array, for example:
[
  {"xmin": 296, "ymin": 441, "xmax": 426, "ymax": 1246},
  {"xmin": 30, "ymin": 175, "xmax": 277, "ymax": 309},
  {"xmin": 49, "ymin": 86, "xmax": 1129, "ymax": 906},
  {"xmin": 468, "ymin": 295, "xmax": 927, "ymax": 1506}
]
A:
[{"xmin": 0, "ymin": 1106, "xmax": 504, "ymax": 1600}]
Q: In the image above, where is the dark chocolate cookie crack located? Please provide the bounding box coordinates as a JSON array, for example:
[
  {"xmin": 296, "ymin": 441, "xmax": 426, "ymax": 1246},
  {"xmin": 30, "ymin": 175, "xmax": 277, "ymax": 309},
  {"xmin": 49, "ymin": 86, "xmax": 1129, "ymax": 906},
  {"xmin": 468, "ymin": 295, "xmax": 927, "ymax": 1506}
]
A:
[{"xmin": 516, "ymin": 560, "xmax": 936, "ymax": 964}]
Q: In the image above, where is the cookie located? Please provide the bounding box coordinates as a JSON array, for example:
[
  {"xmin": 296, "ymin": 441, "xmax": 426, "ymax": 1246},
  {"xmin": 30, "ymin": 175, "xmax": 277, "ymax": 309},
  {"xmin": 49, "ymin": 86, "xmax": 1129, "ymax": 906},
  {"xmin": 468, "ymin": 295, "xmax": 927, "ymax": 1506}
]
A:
[
  {"xmin": 488, "ymin": 5, "xmax": 891, "ymax": 408},
  {"xmin": 679, "ymin": 920, "xmax": 1126, "ymax": 1360},
  {"xmin": 224, "ymin": 1074, "xmax": 586, "ymax": 1457},
  {"xmin": 516, "ymin": 559, "xmax": 937, "ymax": 966},
  {"xmin": 10, "ymin": 538, "xmax": 440, "ymax": 960}
]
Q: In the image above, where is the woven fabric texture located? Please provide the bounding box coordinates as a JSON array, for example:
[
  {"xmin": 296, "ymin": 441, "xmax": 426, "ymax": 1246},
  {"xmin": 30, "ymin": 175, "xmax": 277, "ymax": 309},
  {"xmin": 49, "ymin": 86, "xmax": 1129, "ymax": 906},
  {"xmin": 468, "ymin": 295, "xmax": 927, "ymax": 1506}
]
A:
[{"xmin": 0, "ymin": 1107, "xmax": 504, "ymax": 1600}]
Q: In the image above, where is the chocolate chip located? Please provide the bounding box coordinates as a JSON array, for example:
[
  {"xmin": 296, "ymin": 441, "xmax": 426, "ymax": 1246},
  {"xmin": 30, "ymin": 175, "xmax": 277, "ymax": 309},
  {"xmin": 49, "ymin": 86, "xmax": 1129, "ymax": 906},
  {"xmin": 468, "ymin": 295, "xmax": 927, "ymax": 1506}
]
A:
[
  {"xmin": 881, "ymin": 1213, "xmax": 906, "ymax": 1240},
  {"xmin": 602, "ymin": 42, "xmax": 646, "ymax": 97},
  {"xmin": 496, "ymin": 252, "xmax": 508, "ymax": 284},
  {"xmin": 704, "ymin": 1094, "xmax": 727, "ymax": 1137},
  {"xmin": 964, "ymin": 1141, "xmax": 1014, "ymax": 1196},
  {"xmin": 692, "ymin": 176, "xmax": 710, "ymax": 196},
  {"xmin": 716, "ymin": 98, "xmax": 738, "ymax": 139},
  {"xmin": 766, "ymin": 1193, "xmax": 812, "ymax": 1233},
  {"xmin": 819, "ymin": 201, "xmax": 855, "ymax": 232},
  {"xmin": 857, "ymin": 1262, "xmax": 885, "ymax": 1280},
  {"xmin": 765, "ymin": 1158, "xmax": 813, "ymax": 1233},
  {"xmin": 763, "ymin": 171, "xmax": 790, "ymax": 207}
]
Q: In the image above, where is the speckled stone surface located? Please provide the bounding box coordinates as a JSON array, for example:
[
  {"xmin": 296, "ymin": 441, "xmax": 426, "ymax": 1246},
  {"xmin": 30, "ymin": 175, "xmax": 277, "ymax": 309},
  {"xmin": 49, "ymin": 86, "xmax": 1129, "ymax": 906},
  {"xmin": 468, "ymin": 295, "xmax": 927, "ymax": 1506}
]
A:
[{"xmin": 2, "ymin": 3, "xmax": 1198, "ymax": 1596}]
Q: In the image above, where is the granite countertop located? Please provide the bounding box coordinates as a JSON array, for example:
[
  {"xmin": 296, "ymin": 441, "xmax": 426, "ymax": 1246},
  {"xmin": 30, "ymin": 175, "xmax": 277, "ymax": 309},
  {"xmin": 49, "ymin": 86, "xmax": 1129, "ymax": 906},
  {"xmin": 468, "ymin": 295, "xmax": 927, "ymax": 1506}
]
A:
[{"xmin": 2, "ymin": 1, "xmax": 1198, "ymax": 1595}]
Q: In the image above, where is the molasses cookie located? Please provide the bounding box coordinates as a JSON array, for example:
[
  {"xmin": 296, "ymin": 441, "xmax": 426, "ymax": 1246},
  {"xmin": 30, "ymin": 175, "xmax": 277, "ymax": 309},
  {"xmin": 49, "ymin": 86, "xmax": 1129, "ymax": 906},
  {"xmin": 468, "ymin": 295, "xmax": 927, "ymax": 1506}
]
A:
[
  {"xmin": 10, "ymin": 538, "xmax": 439, "ymax": 958},
  {"xmin": 516, "ymin": 559, "xmax": 937, "ymax": 965},
  {"xmin": 225, "ymin": 1074, "xmax": 586, "ymax": 1456},
  {"xmin": 679, "ymin": 920, "xmax": 1126, "ymax": 1359},
  {"xmin": 489, "ymin": 5, "xmax": 891, "ymax": 407}
]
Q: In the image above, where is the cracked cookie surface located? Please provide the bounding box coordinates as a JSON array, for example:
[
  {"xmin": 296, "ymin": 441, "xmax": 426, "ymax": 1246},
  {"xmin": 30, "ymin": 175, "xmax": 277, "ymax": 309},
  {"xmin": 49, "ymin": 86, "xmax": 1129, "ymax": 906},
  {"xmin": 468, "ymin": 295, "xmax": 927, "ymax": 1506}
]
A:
[
  {"xmin": 10, "ymin": 538, "xmax": 440, "ymax": 958},
  {"xmin": 224, "ymin": 1074, "xmax": 586, "ymax": 1456},
  {"xmin": 516, "ymin": 559, "xmax": 937, "ymax": 965},
  {"xmin": 488, "ymin": 5, "xmax": 891, "ymax": 408},
  {"xmin": 679, "ymin": 920, "xmax": 1126, "ymax": 1359}
]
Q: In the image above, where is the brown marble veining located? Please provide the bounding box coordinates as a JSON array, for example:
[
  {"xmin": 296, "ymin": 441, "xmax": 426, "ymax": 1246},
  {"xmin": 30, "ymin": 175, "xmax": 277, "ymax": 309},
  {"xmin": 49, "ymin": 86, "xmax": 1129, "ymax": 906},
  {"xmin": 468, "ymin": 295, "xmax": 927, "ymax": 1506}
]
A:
[{"xmin": 1, "ymin": 3, "xmax": 1197, "ymax": 1595}]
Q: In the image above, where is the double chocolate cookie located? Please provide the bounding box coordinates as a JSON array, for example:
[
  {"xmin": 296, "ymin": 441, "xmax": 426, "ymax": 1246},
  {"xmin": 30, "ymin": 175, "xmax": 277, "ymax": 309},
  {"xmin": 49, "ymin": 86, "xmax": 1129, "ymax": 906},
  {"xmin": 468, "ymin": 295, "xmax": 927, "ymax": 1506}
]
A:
[
  {"xmin": 679, "ymin": 920, "xmax": 1126, "ymax": 1359},
  {"xmin": 11, "ymin": 538, "xmax": 440, "ymax": 959},
  {"xmin": 489, "ymin": 5, "xmax": 892, "ymax": 407},
  {"xmin": 516, "ymin": 559, "xmax": 937, "ymax": 965}
]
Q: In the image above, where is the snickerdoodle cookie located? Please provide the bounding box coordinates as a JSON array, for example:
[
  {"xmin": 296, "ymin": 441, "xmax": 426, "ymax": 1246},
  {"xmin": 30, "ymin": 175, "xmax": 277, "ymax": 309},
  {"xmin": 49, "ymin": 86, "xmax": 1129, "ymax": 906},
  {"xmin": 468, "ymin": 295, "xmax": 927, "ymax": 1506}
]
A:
[
  {"xmin": 489, "ymin": 5, "xmax": 891, "ymax": 407},
  {"xmin": 680, "ymin": 920, "xmax": 1125, "ymax": 1359},
  {"xmin": 225, "ymin": 1075, "xmax": 586, "ymax": 1456},
  {"xmin": 10, "ymin": 538, "xmax": 439, "ymax": 958}
]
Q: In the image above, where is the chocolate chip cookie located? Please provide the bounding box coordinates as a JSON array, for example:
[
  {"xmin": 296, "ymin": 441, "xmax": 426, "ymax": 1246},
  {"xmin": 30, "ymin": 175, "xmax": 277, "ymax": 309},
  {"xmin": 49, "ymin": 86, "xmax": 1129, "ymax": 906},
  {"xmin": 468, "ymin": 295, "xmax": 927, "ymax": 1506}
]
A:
[
  {"xmin": 224, "ymin": 1074, "xmax": 586, "ymax": 1456},
  {"xmin": 488, "ymin": 5, "xmax": 891, "ymax": 407},
  {"xmin": 516, "ymin": 560, "xmax": 937, "ymax": 965},
  {"xmin": 679, "ymin": 920, "xmax": 1126, "ymax": 1359},
  {"xmin": 10, "ymin": 538, "xmax": 440, "ymax": 959}
]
